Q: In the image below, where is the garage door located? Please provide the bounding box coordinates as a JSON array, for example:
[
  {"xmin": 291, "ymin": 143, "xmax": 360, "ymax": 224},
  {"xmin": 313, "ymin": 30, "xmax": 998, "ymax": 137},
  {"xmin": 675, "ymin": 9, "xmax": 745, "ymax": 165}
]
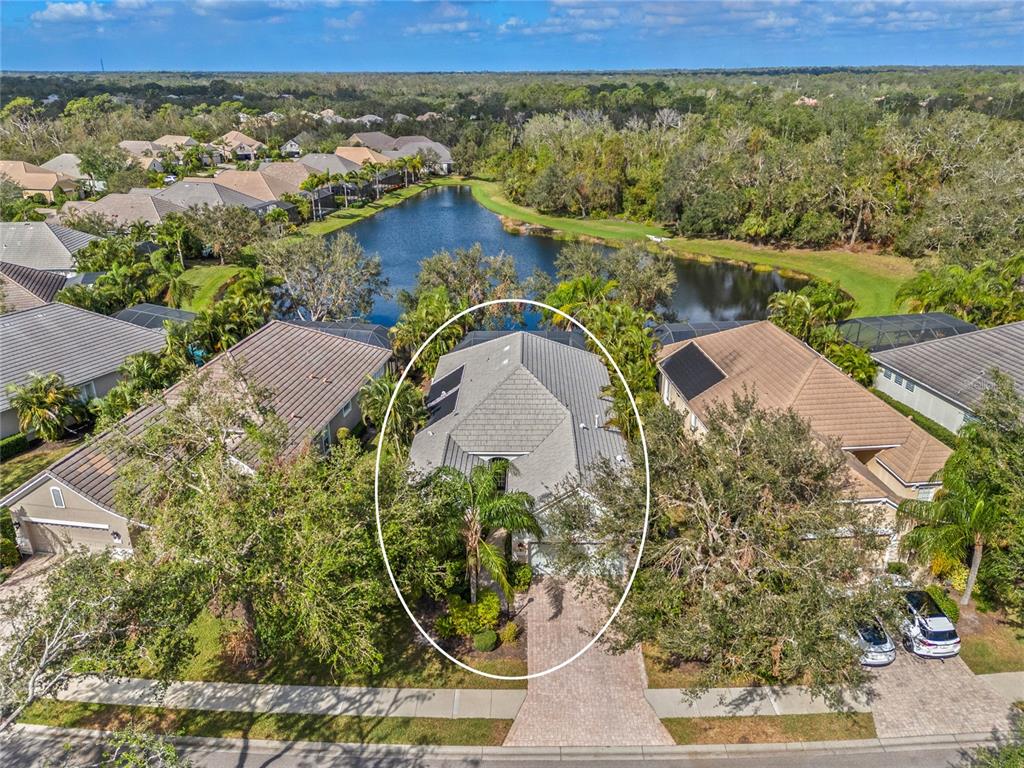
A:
[{"xmin": 24, "ymin": 519, "xmax": 112, "ymax": 553}]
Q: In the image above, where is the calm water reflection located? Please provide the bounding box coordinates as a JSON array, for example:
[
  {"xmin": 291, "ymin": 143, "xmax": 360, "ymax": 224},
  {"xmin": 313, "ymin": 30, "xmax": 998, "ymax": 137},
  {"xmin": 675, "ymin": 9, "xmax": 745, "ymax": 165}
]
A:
[{"xmin": 339, "ymin": 185, "xmax": 803, "ymax": 325}]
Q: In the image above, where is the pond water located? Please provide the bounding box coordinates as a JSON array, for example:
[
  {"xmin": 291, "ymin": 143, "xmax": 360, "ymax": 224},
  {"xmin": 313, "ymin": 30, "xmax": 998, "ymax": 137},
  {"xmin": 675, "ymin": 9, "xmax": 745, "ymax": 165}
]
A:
[{"xmin": 339, "ymin": 185, "xmax": 803, "ymax": 325}]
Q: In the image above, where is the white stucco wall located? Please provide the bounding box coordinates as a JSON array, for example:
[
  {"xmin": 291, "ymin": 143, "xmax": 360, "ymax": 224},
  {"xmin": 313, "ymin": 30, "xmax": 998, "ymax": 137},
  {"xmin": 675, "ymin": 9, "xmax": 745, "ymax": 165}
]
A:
[{"xmin": 874, "ymin": 366, "xmax": 970, "ymax": 433}]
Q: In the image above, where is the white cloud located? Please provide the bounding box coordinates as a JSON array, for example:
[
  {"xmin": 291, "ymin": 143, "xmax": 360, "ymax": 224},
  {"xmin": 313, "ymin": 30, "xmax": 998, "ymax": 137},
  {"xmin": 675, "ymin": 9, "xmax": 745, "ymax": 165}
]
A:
[
  {"xmin": 31, "ymin": 2, "xmax": 112, "ymax": 22},
  {"xmin": 326, "ymin": 9, "xmax": 364, "ymax": 28}
]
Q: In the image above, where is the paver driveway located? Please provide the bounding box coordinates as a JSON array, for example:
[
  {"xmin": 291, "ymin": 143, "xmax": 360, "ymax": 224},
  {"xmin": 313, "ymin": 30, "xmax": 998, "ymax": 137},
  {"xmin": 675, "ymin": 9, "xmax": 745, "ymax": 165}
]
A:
[
  {"xmin": 0, "ymin": 555, "xmax": 61, "ymax": 648},
  {"xmin": 503, "ymin": 577, "xmax": 673, "ymax": 747},
  {"xmin": 869, "ymin": 650, "xmax": 1017, "ymax": 738}
]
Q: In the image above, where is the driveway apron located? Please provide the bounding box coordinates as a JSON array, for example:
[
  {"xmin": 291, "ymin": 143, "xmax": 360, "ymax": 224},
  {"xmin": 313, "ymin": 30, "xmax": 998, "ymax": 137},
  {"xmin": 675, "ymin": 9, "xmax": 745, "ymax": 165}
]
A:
[{"xmin": 503, "ymin": 577, "xmax": 673, "ymax": 747}]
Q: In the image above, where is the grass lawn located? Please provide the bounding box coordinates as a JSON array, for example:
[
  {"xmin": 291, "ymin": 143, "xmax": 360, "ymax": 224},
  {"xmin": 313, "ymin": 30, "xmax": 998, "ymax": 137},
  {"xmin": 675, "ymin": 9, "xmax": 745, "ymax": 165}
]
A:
[
  {"xmin": 443, "ymin": 177, "xmax": 913, "ymax": 317},
  {"xmin": 665, "ymin": 239, "xmax": 914, "ymax": 317},
  {"xmin": 181, "ymin": 265, "xmax": 244, "ymax": 311},
  {"xmin": 662, "ymin": 713, "xmax": 876, "ymax": 745},
  {"xmin": 440, "ymin": 177, "xmax": 667, "ymax": 242},
  {"xmin": 21, "ymin": 700, "xmax": 511, "ymax": 746},
  {"xmin": 0, "ymin": 440, "xmax": 79, "ymax": 496},
  {"xmin": 959, "ymin": 614, "xmax": 1024, "ymax": 675},
  {"xmin": 302, "ymin": 182, "xmax": 439, "ymax": 236},
  {"xmin": 174, "ymin": 612, "xmax": 527, "ymax": 690},
  {"xmin": 643, "ymin": 646, "xmax": 759, "ymax": 690}
]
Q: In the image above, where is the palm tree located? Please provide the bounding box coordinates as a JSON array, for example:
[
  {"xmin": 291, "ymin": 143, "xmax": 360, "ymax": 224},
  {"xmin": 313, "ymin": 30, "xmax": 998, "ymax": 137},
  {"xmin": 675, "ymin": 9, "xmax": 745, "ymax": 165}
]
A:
[
  {"xmin": 768, "ymin": 291, "xmax": 815, "ymax": 341},
  {"xmin": 362, "ymin": 162, "xmax": 383, "ymax": 200},
  {"xmin": 341, "ymin": 170, "xmax": 362, "ymax": 207},
  {"xmin": 148, "ymin": 253, "xmax": 196, "ymax": 308},
  {"xmin": 390, "ymin": 287, "xmax": 466, "ymax": 375},
  {"xmin": 899, "ymin": 472, "xmax": 1003, "ymax": 605},
  {"xmin": 408, "ymin": 154, "xmax": 424, "ymax": 183},
  {"xmin": 431, "ymin": 461, "xmax": 541, "ymax": 604},
  {"xmin": 544, "ymin": 277, "xmax": 617, "ymax": 329},
  {"xmin": 155, "ymin": 215, "xmax": 190, "ymax": 268},
  {"xmin": 7, "ymin": 373, "xmax": 86, "ymax": 442},
  {"xmin": 358, "ymin": 371, "xmax": 427, "ymax": 448}
]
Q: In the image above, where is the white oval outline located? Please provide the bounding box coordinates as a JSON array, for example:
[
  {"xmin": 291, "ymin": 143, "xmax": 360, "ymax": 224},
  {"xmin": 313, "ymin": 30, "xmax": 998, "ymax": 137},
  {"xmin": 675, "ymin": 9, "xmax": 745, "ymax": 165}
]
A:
[{"xmin": 373, "ymin": 298, "xmax": 651, "ymax": 681}]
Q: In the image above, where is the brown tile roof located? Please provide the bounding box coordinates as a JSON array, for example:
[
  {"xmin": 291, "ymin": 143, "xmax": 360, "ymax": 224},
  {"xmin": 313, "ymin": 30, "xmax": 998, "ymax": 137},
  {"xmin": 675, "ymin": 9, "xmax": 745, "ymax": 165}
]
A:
[
  {"xmin": 658, "ymin": 321, "xmax": 951, "ymax": 486},
  {"xmin": 0, "ymin": 261, "xmax": 67, "ymax": 305},
  {"xmin": 333, "ymin": 146, "xmax": 389, "ymax": 166},
  {"xmin": 17, "ymin": 321, "xmax": 391, "ymax": 512},
  {"xmin": 0, "ymin": 160, "xmax": 77, "ymax": 193},
  {"xmin": 207, "ymin": 169, "xmax": 298, "ymax": 201},
  {"xmin": 62, "ymin": 194, "xmax": 185, "ymax": 226},
  {"xmin": 218, "ymin": 131, "xmax": 267, "ymax": 152}
]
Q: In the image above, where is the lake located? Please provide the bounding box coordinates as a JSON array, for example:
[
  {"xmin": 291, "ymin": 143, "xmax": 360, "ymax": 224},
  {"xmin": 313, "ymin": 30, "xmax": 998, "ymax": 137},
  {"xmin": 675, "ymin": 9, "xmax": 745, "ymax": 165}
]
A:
[{"xmin": 340, "ymin": 185, "xmax": 803, "ymax": 325}]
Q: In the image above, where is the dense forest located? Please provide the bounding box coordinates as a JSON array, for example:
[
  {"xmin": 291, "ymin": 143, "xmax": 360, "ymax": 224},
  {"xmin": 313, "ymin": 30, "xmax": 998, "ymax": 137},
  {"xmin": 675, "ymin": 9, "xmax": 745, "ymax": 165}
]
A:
[{"xmin": 2, "ymin": 67, "xmax": 1023, "ymax": 268}]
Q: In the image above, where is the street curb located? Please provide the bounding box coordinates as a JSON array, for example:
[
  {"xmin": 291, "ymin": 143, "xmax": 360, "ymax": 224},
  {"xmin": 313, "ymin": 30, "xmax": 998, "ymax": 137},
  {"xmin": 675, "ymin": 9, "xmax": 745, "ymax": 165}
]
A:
[{"xmin": 11, "ymin": 723, "xmax": 1017, "ymax": 760}]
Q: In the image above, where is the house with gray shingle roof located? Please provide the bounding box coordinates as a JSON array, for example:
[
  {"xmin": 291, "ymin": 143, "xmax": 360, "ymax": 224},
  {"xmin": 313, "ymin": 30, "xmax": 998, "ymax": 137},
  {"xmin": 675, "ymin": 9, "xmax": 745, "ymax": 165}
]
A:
[
  {"xmin": 0, "ymin": 320, "xmax": 392, "ymax": 555},
  {"xmin": 1, "ymin": 221, "xmax": 100, "ymax": 274},
  {"xmin": 0, "ymin": 303, "xmax": 166, "ymax": 439},
  {"xmin": 409, "ymin": 331, "xmax": 628, "ymax": 571},
  {"xmin": 873, "ymin": 321, "xmax": 1024, "ymax": 433},
  {"xmin": 62, "ymin": 193, "xmax": 185, "ymax": 227},
  {"xmin": 0, "ymin": 262, "xmax": 68, "ymax": 313}
]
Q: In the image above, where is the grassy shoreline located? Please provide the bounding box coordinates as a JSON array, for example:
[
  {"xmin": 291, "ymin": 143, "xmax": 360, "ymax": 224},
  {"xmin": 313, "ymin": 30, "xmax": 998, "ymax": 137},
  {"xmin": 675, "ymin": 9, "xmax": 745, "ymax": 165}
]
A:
[
  {"xmin": 439, "ymin": 177, "xmax": 913, "ymax": 317},
  {"xmin": 21, "ymin": 700, "xmax": 511, "ymax": 746},
  {"xmin": 301, "ymin": 181, "xmax": 441, "ymax": 236}
]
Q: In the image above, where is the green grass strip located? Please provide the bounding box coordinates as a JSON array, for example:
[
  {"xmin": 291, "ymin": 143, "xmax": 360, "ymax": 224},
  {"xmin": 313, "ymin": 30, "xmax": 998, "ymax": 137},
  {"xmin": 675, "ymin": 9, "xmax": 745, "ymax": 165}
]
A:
[{"xmin": 662, "ymin": 712, "xmax": 877, "ymax": 745}]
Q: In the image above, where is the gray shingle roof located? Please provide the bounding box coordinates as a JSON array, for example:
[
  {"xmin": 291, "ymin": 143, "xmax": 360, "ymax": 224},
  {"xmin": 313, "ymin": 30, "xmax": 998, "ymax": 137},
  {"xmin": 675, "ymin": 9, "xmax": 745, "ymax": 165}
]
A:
[
  {"xmin": 10, "ymin": 321, "xmax": 392, "ymax": 513},
  {"xmin": 295, "ymin": 153, "xmax": 361, "ymax": 175},
  {"xmin": 0, "ymin": 261, "xmax": 68, "ymax": 303},
  {"xmin": 873, "ymin": 321, "xmax": 1024, "ymax": 410},
  {"xmin": 147, "ymin": 180, "xmax": 268, "ymax": 211},
  {"xmin": 0, "ymin": 222, "xmax": 100, "ymax": 271},
  {"xmin": 409, "ymin": 332, "xmax": 627, "ymax": 505},
  {"xmin": 0, "ymin": 303, "xmax": 166, "ymax": 412}
]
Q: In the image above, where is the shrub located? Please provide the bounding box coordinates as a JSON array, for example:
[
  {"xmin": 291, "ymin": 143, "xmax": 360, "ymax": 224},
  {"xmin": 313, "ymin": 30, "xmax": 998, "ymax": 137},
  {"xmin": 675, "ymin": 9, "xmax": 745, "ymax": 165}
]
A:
[
  {"xmin": 926, "ymin": 584, "xmax": 960, "ymax": 623},
  {"xmin": 0, "ymin": 537, "xmax": 20, "ymax": 569},
  {"xmin": 473, "ymin": 630, "xmax": 497, "ymax": 652},
  {"xmin": 0, "ymin": 432, "xmax": 28, "ymax": 460},
  {"xmin": 885, "ymin": 561, "xmax": 910, "ymax": 578},
  {"xmin": 476, "ymin": 589, "xmax": 500, "ymax": 630},
  {"xmin": 498, "ymin": 621, "xmax": 519, "ymax": 646},
  {"xmin": 445, "ymin": 589, "xmax": 501, "ymax": 637},
  {"xmin": 512, "ymin": 564, "xmax": 533, "ymax": 593},
  {"xmin": 949, "ymin": 563, "xmax": 970, "ymax": 594}
]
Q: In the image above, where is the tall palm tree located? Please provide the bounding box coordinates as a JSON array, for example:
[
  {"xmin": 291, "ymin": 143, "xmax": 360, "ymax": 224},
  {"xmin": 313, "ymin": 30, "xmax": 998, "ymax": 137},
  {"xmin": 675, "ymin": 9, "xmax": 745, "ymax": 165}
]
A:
[
  {"xmin": 155, "ymin": 215, "xmax": 190, "ymax": 269},
  {"xmin": 358, "ymin": 371, "xmax": 427, "ymax": 448},
  {"xmin": 7, "ymin": 373, "xmax": 86, "ymax": 442},
  {"xmin": 148, "ymin": 253, "xmax": 196, "ymax": 308},
  {"xmin": 431, "ymin": 461, "xmax": 542, "ymax": 604},
  {"xmin": 768, "ymin": 291, "xmax": 815, "ymax": 341},
  {"xmin": 390, "ymin": 287, "xmax": 466, "ymax": 375},
  {"xmin": 362, "ymin": 162, "xmax": 382, "ymax": 200},
  {"xmin": 899, "ymin": 472, "xmax": 1003, "ymax": 605},
  {"xmin": 544, "ymin": 276, "xmax": 618, "ymax": 329},
  {"xmin": 408, "ymin": 154, "xmax": 424, "ymax": 183}
]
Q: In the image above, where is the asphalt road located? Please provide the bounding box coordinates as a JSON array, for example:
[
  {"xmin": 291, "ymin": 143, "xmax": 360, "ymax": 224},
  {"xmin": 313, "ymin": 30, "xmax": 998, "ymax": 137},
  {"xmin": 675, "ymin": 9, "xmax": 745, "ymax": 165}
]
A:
[{"xmin": 1, "ymin": 727, "xmax": 984, "ymax": 768}]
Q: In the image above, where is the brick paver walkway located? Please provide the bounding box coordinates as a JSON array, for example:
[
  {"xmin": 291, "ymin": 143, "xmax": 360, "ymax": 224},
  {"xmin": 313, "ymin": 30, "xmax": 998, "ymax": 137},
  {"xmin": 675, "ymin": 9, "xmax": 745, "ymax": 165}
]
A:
[
  {"xmin": 868, "ymin": 651, "xmax": 1017, "ymax": 737},
  {"xmin": 503, "ymin": 578, "xmax": 673, "ymax": 747}
]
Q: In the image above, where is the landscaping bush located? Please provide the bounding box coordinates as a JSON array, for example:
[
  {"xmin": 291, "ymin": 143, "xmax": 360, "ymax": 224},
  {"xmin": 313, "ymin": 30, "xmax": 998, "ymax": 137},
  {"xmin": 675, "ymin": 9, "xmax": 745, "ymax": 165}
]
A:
[
  {"xmin": 885, "ymin": 561, "xmax": 910, "ymax": 578},
  {"xmin": 498, "ymin": 621, "xmax": 519, "ymax": 646},
  {"xmin": 0, "ymin": 432, "xmax": 28, "ymax": 460},
  {"xmin": 512, "ymin": 563, "xmax": 533, "ymax": 593},
  {"xmin": 949, "ymin": 563, "xmax": 970, "ymax": 594},
  {"xmin": 473, "ymin": 630, "xmax": 497, "ymax": 652},
  {"xmin": 0, "ymin": 508, "xmax": 19, "ymax": 569},
  {"xmin": 443, "ymin": 589, "xmax": 501, "ymax": 638},
  {"xmin": 926, "ymin": 584, "xmax": 961, "ymax": 623}
]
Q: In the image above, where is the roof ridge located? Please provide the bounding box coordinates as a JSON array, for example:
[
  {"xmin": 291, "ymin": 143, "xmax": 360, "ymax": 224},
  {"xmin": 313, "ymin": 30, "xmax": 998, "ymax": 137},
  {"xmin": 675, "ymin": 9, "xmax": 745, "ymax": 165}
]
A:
[{"xmin": 875, "ymin": 320, "xmax": 1024, "ymax": 358}]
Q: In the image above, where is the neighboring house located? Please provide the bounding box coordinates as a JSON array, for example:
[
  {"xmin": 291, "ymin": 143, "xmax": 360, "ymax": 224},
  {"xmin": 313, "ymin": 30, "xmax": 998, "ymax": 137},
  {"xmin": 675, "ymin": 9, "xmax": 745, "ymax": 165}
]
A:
[
  {"xmin": 0, "ymin": 321, "xmax": 392, "ymax": 555},
  {"xmin": 63, "ymin": 193, "xmax": 185, "ymax": 227},
  {"xmin": 392, "ymin": 135, "xmax": 432, "ymax": 149},
  {"xmin": 872, "ymin": 321, "xmax": 1024, "ymax": 433},
  {"xmin": 0, "ymin": 221, "xmax": 99, "ymax": 274},
  {"xmin": 0, "ymin": 262, "xmax": 68, "ymax": 313},
  {"xmin": 121, "ymin": 136, "xmax": 221, "ymax": 167},
  {"xmin": 0, "ymin": 302, "xmax": 166, "ymax": 440},
  {"xmin": 392, "ymin": 113, "xmax": 412, "ymax": 123},
  {"xmin": 115, "ymin": 303, "xmax": 196, "ymax": 330},
  {"xmin": 416, "ymin": 112, "xmax": 443, "ymax": 122},
  {"xmin": 318, "ymin": 108, "xmax": 345, "ymax": 124},
  {"xmin": 349, "ymin": 132, "xmax": 396, "ymax": 152},
  {"xmin": 132, "ymin": 180, "xmax": 278, "ymax": 216},
  {"xmin": 283, "ymin": 319, "xmax": 391, "ymax": 349},
  {"xmin": 0, "ymin": 160, "xmax": 79, "ymax": 202},
  {"xmin": 280, "ymin": 132, "xmax": 317, "ymax": 157},
  {"xmin": 295, "ymin": 153, "xmax": 361, "ymax": 176},
  {"xmin": 217, "ymin": 130, "xmax": 268, "ymax": 161},
  {"xmin": 195, "ymin": 169, "xmax": 306, "ymax": 215},
  {"xmin": 408, "ymin": 331, "xmax": 629, "ymax": 571},
  {"xmin": 838, "ymin": 312, "xmax": 978, "ymax": 352},
  {"xmin": 153, "ymin": 135, "xmax": 197, "ymax": 151},
  {"xmin": 117, "ymin": 140, "xmax": 167, "ymax": 172},
  {"xmin": 40, "ymin": 153, "xmax": 106, "ymax": 193},
  {"xmin": 334, "ymin": 146, "xmax": 390, "ymax": 166},
  {"xmin": 656, "ymin": 322, "xmax": 951, "ymax": 547},
  {"xmin": 654, "ymin": 320, "xmax": 755, "ymax": 346},
  {"xmin": 383, "ymin": 140, "xmax": 454, "ymax": 173},
  {"xmin": 352, "ymin": 114, "xmax": 385, "ymax": 126}
]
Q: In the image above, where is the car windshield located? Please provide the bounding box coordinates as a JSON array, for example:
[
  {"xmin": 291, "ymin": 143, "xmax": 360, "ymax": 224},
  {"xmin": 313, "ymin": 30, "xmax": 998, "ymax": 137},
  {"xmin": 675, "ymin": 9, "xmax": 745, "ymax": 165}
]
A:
[
  {"xmin": 905, "ymin": 590, "xmax": 946, "ymax": 618},
  {"xmin": 858, "ymin": 624, "xmax": 887, "ymax": 645},
  {"xmin": 923, "ymin": 627, "xmax": 959, "ymax": 643}
]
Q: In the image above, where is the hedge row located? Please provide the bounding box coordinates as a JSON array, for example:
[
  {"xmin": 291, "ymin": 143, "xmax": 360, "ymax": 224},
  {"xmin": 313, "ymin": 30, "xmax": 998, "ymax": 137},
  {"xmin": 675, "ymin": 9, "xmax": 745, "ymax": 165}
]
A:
[{"xmin": 0, "ymin": 432, "xmax": 28, "ymax": 460}]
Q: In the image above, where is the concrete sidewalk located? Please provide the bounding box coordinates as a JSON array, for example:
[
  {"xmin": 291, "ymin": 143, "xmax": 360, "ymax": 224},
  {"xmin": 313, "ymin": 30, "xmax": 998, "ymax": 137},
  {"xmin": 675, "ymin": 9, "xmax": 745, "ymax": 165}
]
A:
[
  {"xmin": 645, "ymin": 685, "xmax": 871, "ymax": 718},
  {"xmin": 981, "ymin": 671, "xmax": 1024, "ymax": 704},
  {"xmin": 58, "ymin": 677, "xmax": 526, "ymax": 720}
]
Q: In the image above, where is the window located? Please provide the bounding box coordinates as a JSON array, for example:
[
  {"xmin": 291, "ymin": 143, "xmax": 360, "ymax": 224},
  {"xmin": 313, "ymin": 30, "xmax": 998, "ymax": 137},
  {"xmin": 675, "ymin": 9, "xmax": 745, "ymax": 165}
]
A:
[
  {"xmin": 906, "ymin": 380, "xmax": 915, "ymax": 392},
  {"xmin": 340, "ymin": 400, "xmax": 352, "ymax": 417},
  {"xmin": 489, "ymin": 458, "xmax": 508, "ymax": 492},
  {"xmin": 689, "ymin": 412, "xmax": 699, "ymax": 432},
  {"xmin": 883, "ymin": 369, "xmax": 893, "ymax": 380},
  {"xmin": 78, "ymin": 381, "xmax": 97, "ymax": 402},
  {"xmin": 895, "ymin": 374, "xmax": 904, "ymax": 386},
  {"xmin": 50, "ymin": 487, "xmax": 65, "ymax": 509}
]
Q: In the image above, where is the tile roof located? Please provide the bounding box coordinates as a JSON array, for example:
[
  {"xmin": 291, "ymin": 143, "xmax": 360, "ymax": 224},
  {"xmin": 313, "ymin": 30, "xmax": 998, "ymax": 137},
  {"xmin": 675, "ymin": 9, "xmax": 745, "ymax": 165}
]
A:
[
  {"xmin": 383, "ymin": 140, "xmax": 452, "ymax": 165},
  {"xmin": 873, "ymin": 321, "xmax": 1024, "ymax": 410},
  {"xmin": 62, "ymin": 194, "xmax": 185, "ymax": 226},
  {"xmin": 0, "ymin": 160, "xmax": 77, "ymax": 192},
  {"xmin": 349, "ymin": 132, "xmax": 396, "ymax": 152},
  {"xmin": 409, "ymin": 332, "xmax": 627, "ymax": 504},
  {"xmin": 10, "ymin": 321, "xmax": 392, "ymax": 513},
  {"xmin": 149, "ymin": 179, "xmax": 268, "ymax": 210},
  {"xmin": 334, "ymin": 146, "xmax": 390, "ymax": 166},
  {"xmin": 0, "ymin": 261, "xmax": 68, "ymax": 305},
  {"xmin": 0, "ymin": 221, "xmax": 99, "ymax": 271},
  {"xmin": 658, "ymin": 321, "xmax": 951, "ymax": 486},
  {"xmin": 0, "ymin": 303, "xmax": 166, "ymax": 412},
  {"xmin": 295, "ymin": 153, "xmax": 361, "ymax": 176},
  {"xmin": 283, "ymin": 319, "xmax": 390, "ymax": 349},
  {"xmin": 218, "ymin": 131, "xmax": 267, "ymax": 152},
  {"xmin": 207, "ymin": 169, "xmax": 298, "ymax": 201},
  {"xmin": 40, "ymin": 153, "xmax": 88, "ymax": 181}
]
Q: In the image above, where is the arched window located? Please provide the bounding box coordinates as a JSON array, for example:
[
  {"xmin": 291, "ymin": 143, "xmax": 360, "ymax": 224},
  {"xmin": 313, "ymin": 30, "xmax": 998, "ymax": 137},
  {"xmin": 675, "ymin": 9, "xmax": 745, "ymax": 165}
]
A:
[{"xmin": 489, "ymin": 457, "xmax": 508, "ymax": 493}]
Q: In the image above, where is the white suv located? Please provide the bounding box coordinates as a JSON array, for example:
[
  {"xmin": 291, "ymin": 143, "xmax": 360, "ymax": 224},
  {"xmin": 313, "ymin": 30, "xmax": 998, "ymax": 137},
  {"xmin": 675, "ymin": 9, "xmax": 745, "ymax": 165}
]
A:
[{"xmin": 901, "ymin": 590, "xmax": 961, "ymax": 659}]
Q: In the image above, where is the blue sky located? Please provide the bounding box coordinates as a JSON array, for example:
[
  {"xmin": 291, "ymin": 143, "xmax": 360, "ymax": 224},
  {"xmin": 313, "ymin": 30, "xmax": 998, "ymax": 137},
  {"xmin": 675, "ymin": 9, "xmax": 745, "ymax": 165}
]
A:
[{"xmin": 1, "ymin": 1, "xmax": 1022, "ymax": 72}]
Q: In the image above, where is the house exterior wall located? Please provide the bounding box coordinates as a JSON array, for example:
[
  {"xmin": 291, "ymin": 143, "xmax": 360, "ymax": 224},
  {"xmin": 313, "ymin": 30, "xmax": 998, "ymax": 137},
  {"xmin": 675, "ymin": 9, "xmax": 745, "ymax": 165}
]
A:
[
  {"xmin": 874, "ymin": 366, "xmax": 969, "ymax": 433},
  {"xmin": 1, "ymin": 408, "xmax": 20, "ymax": 439},
  {"xmin": 327, "ymin": 395, "xmax": 361, "ymax": 440},
  {"xmin": 6, "ymin": 479, "xmax": 131, "ymax": 555},
  {"xmin": 660, "ymin": 374, "xmax": 708, "ymax": 435}
]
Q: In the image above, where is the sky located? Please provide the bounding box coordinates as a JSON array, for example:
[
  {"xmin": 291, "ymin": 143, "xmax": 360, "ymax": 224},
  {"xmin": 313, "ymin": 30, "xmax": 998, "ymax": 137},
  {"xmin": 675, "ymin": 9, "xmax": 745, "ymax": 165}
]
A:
[{"xmin": 1, "ymin": 0, "xmax": 1022, "ymax": 72}]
